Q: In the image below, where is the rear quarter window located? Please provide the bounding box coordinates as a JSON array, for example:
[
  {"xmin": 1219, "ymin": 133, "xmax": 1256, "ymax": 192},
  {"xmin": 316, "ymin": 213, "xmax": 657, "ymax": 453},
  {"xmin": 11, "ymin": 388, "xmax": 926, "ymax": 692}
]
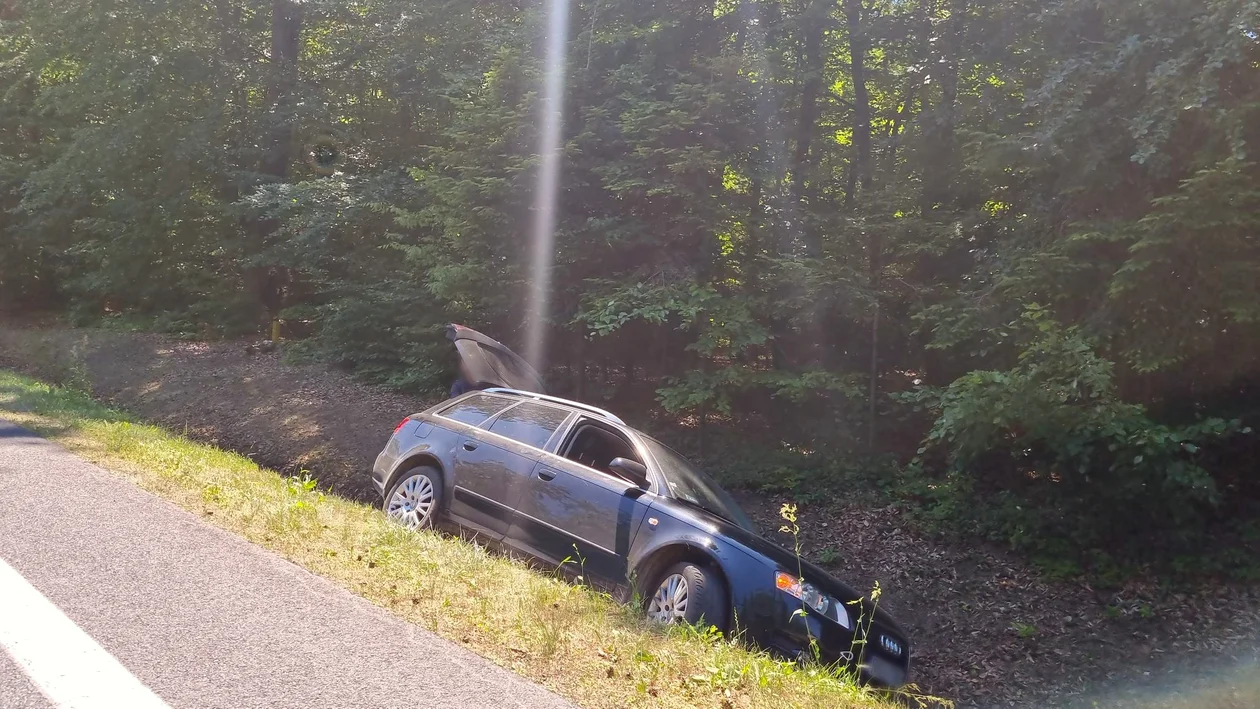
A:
[
  {"xmin": 486, "ymin": 402, "xmax": 571, "ymax": 449},
  {"xmin": 437, "ymin": 394, "xmax": 510, "ymax": 426}
]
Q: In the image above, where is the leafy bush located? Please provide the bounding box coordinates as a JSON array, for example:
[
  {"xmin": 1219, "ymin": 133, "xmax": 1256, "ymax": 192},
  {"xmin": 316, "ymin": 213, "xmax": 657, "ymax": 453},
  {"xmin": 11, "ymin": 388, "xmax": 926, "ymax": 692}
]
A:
[{"xmin": 900, "ymin": 308, "xmax": 1250, "ymax": 565}]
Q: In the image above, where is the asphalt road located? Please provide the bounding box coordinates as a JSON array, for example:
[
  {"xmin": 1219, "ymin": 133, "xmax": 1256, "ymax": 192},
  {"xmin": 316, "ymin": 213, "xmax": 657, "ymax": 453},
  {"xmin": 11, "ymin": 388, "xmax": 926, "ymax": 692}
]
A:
[{"xmin": 0, "ymin": 420, "xmax": 574, "ymax": 709}]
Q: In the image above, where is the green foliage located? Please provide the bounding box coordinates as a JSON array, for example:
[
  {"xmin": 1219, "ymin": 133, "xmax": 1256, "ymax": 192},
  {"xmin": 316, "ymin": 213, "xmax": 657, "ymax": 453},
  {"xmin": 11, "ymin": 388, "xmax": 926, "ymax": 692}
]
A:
[
  {"xmin": 900, "ymin": 307, "xmax": 1249, "ymax": 564},
  {"xmin": 1, "ymin": 0, "xmax": 1259, "ymax": 573},
  {"xmin": 1010, "ymin": 622, "xmax": 1038, "ymax": 640},
  {"xmin": 815, "ymin": 546, "xmax": 841, "ymax": 566}
]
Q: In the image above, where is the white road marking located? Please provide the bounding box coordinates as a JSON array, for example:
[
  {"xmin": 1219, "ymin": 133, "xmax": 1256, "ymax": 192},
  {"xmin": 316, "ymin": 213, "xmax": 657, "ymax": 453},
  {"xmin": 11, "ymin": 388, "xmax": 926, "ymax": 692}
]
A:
[{"xmin": 0, "ymin": 558, "xmax": 172, "ymax": 709}]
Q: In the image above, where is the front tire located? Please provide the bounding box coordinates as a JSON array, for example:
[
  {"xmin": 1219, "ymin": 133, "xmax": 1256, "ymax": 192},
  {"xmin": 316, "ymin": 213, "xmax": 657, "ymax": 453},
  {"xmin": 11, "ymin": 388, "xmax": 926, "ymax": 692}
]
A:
[
  {"xmin": 645, "ymin": 562, "xmax": 728, "ymax": 631},
  {"xmin": 384, "ymin": 466, "xmax": 442, "ymax": 530}
]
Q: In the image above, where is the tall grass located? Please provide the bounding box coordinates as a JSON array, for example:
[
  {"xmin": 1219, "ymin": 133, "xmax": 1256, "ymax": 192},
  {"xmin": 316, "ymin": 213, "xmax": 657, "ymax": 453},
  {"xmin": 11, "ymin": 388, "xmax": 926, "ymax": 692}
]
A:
[{"xmin": 0, "ymin": 370, "xmax": 929, "ymax": 709}]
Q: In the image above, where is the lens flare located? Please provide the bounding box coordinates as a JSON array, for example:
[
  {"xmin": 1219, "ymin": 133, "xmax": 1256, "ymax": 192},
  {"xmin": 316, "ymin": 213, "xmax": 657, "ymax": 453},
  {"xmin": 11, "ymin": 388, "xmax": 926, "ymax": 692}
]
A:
[
  {"xmin": 1043, "ymin": 655, "xmax": 1259, "ymax": 709},
  {"xmin": 524, "ymin": 0, "xmax": 571, "ymax": 371}
]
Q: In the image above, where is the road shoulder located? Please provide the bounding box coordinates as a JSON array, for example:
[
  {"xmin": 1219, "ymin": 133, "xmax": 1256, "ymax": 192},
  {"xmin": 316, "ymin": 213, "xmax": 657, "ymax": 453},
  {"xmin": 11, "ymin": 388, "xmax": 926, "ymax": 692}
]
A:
[{"xmin": 0, "ymin": 420, "xmax": 573, "ymax": 709}]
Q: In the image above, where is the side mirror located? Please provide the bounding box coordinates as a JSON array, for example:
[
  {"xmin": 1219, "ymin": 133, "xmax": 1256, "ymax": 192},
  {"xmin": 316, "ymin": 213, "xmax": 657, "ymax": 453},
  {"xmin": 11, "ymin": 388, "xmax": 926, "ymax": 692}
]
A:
[{"xmin": 608, "ymin": 457, "xmax": 649, "ymax": 488}]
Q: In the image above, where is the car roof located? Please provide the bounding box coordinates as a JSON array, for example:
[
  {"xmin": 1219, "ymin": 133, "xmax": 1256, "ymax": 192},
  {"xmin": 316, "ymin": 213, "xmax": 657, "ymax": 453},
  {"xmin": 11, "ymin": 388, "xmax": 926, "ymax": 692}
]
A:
[{"xmin": 482, "ymin": 388, "xmax": 627, "ymax": 426}]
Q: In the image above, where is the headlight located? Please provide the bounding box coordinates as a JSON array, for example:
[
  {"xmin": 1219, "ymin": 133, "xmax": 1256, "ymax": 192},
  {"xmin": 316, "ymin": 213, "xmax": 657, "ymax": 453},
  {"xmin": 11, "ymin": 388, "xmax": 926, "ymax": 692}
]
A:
[
  {"xmin": 800, "ymin": 582, "xmax": 830, "ymax": 615},
  {"xmin": 775, "ymin": 571, "xmax": 852, "ymax": 629},
  {"xmin": 775, "ymin": 571, "xmax": 831, "ymax": 616}
]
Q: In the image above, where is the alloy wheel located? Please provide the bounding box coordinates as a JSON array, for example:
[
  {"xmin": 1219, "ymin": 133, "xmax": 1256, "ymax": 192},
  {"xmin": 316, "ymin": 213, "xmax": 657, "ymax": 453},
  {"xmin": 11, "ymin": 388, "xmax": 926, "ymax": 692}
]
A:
[
  {"xmin": 646, "ymin": 573, "xmax": 689, "ymax": 623},
  {"xmin": 386, "ymin": 474, "xmax": 436, "ymax": 529}
]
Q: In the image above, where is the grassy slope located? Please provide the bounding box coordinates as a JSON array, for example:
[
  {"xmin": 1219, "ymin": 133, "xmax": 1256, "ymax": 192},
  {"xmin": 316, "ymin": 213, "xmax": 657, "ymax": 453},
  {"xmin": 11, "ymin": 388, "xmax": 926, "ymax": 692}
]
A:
[{"xmin": 0, "ymin": 370, "xmax": 924, "ymax": 709}]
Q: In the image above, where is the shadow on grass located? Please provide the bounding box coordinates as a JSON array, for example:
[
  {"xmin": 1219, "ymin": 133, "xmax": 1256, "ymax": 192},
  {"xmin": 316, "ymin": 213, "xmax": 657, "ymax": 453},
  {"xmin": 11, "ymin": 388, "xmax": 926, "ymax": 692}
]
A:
[{"xmin": 0, "ymin": 380, "xmax": 130, "ymax": 437}]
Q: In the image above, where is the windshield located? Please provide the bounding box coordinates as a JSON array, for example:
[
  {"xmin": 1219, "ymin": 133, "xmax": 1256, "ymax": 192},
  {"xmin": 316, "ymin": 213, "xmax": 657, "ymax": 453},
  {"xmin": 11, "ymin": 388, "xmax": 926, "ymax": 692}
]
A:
[{"xmin": 641, "ymin": 437, "xmax": 756, "ymax": 533}]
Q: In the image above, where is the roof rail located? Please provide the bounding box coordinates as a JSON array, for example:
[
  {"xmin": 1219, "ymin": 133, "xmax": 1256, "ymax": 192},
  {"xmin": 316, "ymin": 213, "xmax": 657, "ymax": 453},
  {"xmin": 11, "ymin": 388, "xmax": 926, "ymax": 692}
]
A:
[{"xmin": 482, "ymin": 388, "xmax": 627, "ymax": 426}]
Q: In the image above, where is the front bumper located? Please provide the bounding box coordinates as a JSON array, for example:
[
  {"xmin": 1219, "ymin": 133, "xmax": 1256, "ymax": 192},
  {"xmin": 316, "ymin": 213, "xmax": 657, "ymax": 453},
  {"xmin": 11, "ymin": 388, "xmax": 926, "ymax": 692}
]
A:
[{"xmin": 762, "ymin": 592, "xmax": 910, "ymax": 687}]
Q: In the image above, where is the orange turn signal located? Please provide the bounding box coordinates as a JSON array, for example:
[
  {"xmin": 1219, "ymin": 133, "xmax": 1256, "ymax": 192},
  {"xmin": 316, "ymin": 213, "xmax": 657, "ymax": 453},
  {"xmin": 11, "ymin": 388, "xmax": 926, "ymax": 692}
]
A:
[{"xmin": 775, "ymin": 571, "xmax": 801, "ymax": 598}]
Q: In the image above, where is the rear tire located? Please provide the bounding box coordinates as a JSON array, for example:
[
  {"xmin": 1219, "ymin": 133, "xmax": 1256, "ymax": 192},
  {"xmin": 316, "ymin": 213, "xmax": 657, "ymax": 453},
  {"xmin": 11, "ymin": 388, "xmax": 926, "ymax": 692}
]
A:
[
  {"xmin": 383, "ymin": 466, "xmax": 443, "ymax": 530},
  {"xmin": 645, "ymin": 562, "xmax": 729, "ymax": 631}
]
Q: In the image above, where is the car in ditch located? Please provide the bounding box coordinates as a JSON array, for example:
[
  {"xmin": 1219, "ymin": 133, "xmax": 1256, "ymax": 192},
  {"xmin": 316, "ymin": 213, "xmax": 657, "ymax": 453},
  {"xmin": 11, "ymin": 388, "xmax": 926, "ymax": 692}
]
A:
[{"xmin": 371, "ymin": 324, "xmax": 911, "ymax": 687}]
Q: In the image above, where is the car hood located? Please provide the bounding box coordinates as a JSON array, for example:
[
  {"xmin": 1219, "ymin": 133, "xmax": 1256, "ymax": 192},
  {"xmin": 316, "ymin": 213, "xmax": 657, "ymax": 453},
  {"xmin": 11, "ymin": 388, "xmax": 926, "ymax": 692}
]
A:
[
  {"xmin": 447, "ymin": 324, "xmax": 545, "ymax": 393},
  {"xmin": 660, "ymin": 497, "xmax": 908, "ymax": 636},
  {"xmin": 726, "ymin": 520, "xmax": 864, "ymax": 600}
]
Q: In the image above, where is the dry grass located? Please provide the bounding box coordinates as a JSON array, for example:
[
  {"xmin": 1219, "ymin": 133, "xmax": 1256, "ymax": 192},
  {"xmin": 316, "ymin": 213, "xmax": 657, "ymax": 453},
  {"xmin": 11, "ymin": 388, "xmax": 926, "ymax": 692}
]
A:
[{"xmin": 0, "ymin": 370, "xmax": 934, "ymax": 709}]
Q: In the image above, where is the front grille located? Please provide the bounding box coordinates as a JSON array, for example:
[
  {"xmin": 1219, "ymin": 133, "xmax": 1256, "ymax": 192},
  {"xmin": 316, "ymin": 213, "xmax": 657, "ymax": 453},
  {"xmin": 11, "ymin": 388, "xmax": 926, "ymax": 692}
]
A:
[{"xmin": 878, "ymin": 634, "xmax": 904, "ymax": 657}]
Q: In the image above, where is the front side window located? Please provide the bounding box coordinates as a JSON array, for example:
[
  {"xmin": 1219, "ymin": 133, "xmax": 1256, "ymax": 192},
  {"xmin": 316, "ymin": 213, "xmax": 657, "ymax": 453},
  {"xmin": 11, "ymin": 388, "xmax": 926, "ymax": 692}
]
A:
[
  {"xmin": 486, "ymin": 402, "xmax": 571, "ymax": 449},
  {"xmin": 437, "ymin": 394, "xmax": 511, "ymax": 426},
  {"xmin": 563, "ymin": 422, "xmax": 641, "ymax": 478}
]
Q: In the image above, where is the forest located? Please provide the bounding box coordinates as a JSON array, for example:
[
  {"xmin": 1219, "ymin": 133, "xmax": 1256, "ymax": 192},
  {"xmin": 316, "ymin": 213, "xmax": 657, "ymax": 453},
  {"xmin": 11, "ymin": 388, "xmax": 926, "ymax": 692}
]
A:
[{"xmin": 1, "ymin": 0, "xmax": 1258, "ymax": 579}]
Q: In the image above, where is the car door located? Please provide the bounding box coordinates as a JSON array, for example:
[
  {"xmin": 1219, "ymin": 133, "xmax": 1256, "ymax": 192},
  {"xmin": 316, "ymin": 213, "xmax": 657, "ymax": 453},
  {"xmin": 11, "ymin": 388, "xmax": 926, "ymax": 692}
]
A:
[
  {"xmin": 450, "ymin": 400, "xmax": 573, "ymax": 539},
  {"xmin": 508, "ymin": 420, "xmax": 653, "ymax": 585}
]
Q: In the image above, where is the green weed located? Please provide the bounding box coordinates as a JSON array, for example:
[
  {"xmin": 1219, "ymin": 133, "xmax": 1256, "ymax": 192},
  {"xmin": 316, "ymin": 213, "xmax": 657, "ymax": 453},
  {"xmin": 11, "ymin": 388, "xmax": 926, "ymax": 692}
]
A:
[
  {"xmin": 817, "ymin": 545, "xmax": 841, "ymax": 566},
  {"xmin": 1011, "ymin": 622, "xmax": 1038, "ymax": 639}
]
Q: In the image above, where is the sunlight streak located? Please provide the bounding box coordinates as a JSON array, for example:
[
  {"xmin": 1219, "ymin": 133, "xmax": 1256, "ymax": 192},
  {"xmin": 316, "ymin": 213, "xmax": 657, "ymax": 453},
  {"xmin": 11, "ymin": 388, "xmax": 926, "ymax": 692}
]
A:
[{"xmin": 524, "ymin": 0, "xmax": 572, "ymax": 371}]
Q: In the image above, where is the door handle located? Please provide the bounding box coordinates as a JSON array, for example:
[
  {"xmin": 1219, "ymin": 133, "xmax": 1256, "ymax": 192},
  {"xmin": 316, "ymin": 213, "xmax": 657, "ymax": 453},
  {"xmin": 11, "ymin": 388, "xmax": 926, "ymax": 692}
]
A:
[
  {"xmin": 537, "ymin": 469, "xmax": 557, "ymax": 482},
  {"xmin": 462, "ymin": 441, "xmax": 478, "ymax": 452}
]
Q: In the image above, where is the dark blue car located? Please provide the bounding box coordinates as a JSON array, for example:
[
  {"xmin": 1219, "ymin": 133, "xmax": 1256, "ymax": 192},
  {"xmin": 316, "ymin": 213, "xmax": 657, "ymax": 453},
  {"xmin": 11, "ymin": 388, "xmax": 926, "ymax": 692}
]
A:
[{"xmin": 371, "ymin": 325, "xmax": 910, "ymax": 687}]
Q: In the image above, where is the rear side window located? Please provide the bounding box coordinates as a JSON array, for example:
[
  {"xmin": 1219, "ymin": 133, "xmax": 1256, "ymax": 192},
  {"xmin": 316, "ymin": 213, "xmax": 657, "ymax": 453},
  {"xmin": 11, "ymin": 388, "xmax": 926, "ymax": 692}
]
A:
[
  {"xmin": 438, "ymin": 394, "xmax": 510, "ymax": 426},
  {"xmin": 486, "ymin": 402, "xmax": 571, "ymax": 449}
]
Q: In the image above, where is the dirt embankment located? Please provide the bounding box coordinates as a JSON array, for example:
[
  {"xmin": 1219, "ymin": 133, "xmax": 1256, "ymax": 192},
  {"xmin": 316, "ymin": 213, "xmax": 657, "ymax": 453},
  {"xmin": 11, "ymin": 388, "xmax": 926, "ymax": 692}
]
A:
[
  {"xmin": 0, "ymin": 325, "xmax": 439, "ymax": 500},
  {"xmin": 1, "ymin": 322, "xmax": 1257, "ymax": 708}
]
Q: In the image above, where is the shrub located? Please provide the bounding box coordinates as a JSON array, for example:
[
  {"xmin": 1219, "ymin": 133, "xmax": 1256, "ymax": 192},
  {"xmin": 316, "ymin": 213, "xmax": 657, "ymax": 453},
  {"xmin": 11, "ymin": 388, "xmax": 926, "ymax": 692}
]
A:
[{"xmin": 900, "ymin": 308, "xmax": 1250, "ymax": 566}]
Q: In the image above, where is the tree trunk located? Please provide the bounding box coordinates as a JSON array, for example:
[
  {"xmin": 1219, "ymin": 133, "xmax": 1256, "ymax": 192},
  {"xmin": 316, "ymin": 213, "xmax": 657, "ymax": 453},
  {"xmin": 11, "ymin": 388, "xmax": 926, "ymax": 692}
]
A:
[
  {"xmin": 844, "ymin": 0, "xmax": 879, "ymax": 450},
  {"xmin": 921, "ymin": 0, "xmax": 965, "ymax": 212},
  {"xmin": 263, "ymin": 0, "xmax": 302, "ymax": 180},
  {"xmin": 844, "ymin": 0, "xmax": 872, "ymax": 202},
  {"xmin": 883, "ymin": 80, "xmax": 918, "ymax": 174},
  {"xmin": 698, "ymin": 401, "xmax": 708, "ymax": 460},
  {"xmin": 214, "ymin": 0, "xmax": 245, "ymax": 205},
  {"xmin": 576, "ymin": 335, "xmax": 587, "ymax": 400},
  {"xmin": 867, "ymin": 282, "xmax": 880, "ymax": 452},
  {"xmin": 733, "ymin": 0, "xmax": 753, "ymax": 57},
  {"xmin": 621, "ymin": 342, "xmax": 636, "ymax": 394},
  {"xmin": 250, "ymin": 0, "xmax": 303, "ymax": 332},
  {"xmin": 789, "ymin": 0, "xmax": 827, "ymax": 256},
  {"xmin": 746, "ymin": 177, "xmax": 764, "ymax": 292}
]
